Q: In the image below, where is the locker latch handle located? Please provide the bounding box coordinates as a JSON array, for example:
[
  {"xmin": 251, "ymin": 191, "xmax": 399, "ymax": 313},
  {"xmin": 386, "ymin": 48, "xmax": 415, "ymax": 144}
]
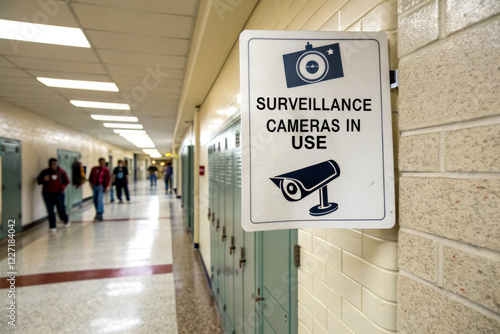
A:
[
  {"xmin": 255, "ymin": 287, "xmax": 265, "ymax": 302},
  {"xmin": 239, "ymin": 247, "xmax": 246, "ymax": 269},
  {"xmin": 211, "ymin": 212, "xmax": 215, "ymax": 225},
  {"xmin": 222, "ymin": 226, "xmax": 227, "ymax": 242},
  {"xmin": 208, "ymin": 208, "xmax": 211, "ymax": 220},
  {"xmin": 229, "ymin": 236, "xmax": 235, "ymax": 255},
  {"xmin": 216, "ymin": 219, "xmax": 220, "ymax": 231}
]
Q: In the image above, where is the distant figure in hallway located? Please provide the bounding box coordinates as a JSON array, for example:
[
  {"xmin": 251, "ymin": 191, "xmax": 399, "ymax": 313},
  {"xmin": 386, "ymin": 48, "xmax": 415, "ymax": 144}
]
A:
[
  {"xmin": 164, "ymin": 162, "xmax": 173, "ymax": 194},
  {"xmin": 148, "ymin": 164, "xmax": 158, "ymax": 187},
  {"xmin": 37, "ymin": 158, "xmax": 70, "ymax": 233},
  {"xmin": 89, "ymin": 158, "xmax": 111, "ymax": 221},
  {"xmin": 113, "ymin": 160, "xmax": 130, "ymax": 203}
]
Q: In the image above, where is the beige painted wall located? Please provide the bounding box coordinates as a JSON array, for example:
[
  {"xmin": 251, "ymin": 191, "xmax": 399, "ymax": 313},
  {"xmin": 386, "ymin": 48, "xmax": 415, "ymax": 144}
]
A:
[{"xmin": 0, "ymin": 100, "xmax": 134, "ymax": 226}]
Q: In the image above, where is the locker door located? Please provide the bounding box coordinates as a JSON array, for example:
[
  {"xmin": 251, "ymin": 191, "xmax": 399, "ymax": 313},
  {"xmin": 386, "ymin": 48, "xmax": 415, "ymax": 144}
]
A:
[
  {"xmin": 224, "ymin": 130, "xmax": 235, "ymax": 333},
  {"xmin": 216, "ymin": 138, "xmax": 227, "ymax": 317},
  {"xmin": 256, "ymin": 229, "xmax": 298, "ymax": 334},
  {"xmin": 233, "ymin": 125, "xmax": 257, "ymax": 334},
  {"xmin": 0, "ymin": 138, "xmax": 22, "ymax": 239}
]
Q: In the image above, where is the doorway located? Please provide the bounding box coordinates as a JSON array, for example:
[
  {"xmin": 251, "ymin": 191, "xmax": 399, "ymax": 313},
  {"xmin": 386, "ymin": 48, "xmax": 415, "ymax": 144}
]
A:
[{"xmin": 57, "ymin": 149, "xmax": 83, "ymax": 210}]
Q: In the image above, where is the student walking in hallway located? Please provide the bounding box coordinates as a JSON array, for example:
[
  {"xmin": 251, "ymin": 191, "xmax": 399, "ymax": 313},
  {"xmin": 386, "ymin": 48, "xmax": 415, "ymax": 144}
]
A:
[
  {"xmin": 37, "ymin": 158, "xmax": 70, "ymax": 233},
  {"xmin": 88, "ymin": 157, "xmax": 111, "ymax": 221}
]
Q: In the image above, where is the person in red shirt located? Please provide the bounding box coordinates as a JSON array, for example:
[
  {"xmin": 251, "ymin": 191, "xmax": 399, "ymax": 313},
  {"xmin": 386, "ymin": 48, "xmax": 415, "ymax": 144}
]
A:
[
  {"xmin": 37, "ymin": 158, "xmax": 70, "ymax": 233},
  {"xmin": 88, "ymin": 157, "xmax": 111, "ymax": 221}
]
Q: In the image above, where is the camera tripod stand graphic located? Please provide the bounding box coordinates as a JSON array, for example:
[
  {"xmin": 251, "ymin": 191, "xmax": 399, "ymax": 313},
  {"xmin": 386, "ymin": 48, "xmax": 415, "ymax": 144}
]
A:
[{"xmin": 270, "ymin": 160, "xmax": 341, "ymax": 216}]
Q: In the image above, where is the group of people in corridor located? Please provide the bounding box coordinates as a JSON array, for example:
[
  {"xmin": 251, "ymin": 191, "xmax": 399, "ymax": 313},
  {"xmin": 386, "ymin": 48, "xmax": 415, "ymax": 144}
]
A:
[{"xmin": 37, "ymin": 157, "xmax": 132, "ymax": 231}]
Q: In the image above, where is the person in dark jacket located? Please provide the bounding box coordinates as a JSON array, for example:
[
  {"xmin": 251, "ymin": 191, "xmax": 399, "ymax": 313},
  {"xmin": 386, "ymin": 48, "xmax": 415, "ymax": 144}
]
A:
[
  {"xmin": 89, "ymin": 158, "xmax": 111, "ymax": 221},
  {"xmin": 37, "ymin": 158, "xmax": 70, "ymax": 233},
  {"xmin": 112, "ymin": 160, "xmax": 130, "ymax": 203}
]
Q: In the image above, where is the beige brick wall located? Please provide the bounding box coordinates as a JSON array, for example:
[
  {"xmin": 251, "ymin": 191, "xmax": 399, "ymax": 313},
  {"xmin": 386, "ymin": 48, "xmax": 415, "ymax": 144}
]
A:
[{"xmin": 398, "ymin": 0, "xmax": 500, "ymax": 332}]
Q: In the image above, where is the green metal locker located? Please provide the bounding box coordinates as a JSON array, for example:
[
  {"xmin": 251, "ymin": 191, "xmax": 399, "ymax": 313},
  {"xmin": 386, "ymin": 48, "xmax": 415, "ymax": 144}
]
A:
[
  {"xmin": 0, "ymin": 138, "xmax": 22, "ymax": 239},
  {"xmin": 208, "ymin": 118, "xmax": 297, "ymax": 334}
]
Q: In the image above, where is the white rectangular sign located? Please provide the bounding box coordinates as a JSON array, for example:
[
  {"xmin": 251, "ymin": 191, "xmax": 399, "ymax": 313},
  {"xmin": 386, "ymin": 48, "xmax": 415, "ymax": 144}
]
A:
[{"xmin": 240, "ymin": 30, "xmax": 395, "ymax": 231}]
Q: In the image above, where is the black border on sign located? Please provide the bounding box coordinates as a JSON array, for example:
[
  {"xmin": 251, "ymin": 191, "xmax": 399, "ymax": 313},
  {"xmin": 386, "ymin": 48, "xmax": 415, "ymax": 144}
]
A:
[{"xmin": 246, "ymin": 37, "xmax": 388, "ymax": 224}]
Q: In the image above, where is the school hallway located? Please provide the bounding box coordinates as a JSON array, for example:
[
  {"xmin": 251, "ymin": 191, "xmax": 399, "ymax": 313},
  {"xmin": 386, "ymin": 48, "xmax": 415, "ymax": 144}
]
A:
[{"xmin": 0, "ymin": 181, "xmax": 223, "ymax": 334}]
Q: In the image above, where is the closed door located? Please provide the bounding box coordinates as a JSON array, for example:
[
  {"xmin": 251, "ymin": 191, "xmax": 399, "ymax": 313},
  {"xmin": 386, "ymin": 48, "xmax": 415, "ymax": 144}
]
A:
[
  {"xmin": 57, "ymin": 149, "xmax": 82, "ymax": 210},
  {"xmin": 0, "ymin": 138, "xmax": 22, "ymax": 239}
]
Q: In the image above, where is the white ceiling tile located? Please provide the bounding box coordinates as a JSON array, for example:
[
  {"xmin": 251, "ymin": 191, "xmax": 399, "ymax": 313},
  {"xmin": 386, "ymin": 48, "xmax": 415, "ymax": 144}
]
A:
[
  {"xmin": 114, "ymin": 77, "xmax": 183, "ymax": 91},
  {"xmin": 0, "ymin": 76, "xmax": 39, "ymax": 85},
  {"xmin": 72, "ymin": 3, "xmax": 193, "ymax": 38},
  {"xmin": 0, "ymin": 83, "xmax": 54, "ymax": 94},
  {"xmin": 53, "ymin": 88, "xmax": 122, "ymax": 101},
  {"xmin": 97, "ymin": 49, "xmax": 185, "ymax": 69},
  {"xmin": 0, "ymin": 57, "xmax": 15, "ymax": 67},
  {"xmin": 0, "ymin": 40, "xmax": 99, "ymax": 62},
  {"xmin": 6, "ymin": 56, "xmax": 107, "ymax": 74},
  {"xmin": 27, "ymin": 70, "xmax": 112, "ymax": 82},
  {"xmin": 0, "ymin": 0, "xmax": 80, "ymax": 27},
  {"xmin": 0, "ymin": 67, "xmax": 30, "ymax": 77},
  {"xmin": 1, "ymin": 93, "xmax": 68, "ymax": 103},
  {"xmin": 106, "ymin": 64, "xmax": 184, "ymax": 80},
  {"xmin": 86, "ymin": 30, "xmax": 189, "ymax": 56},
  {"xmin": 69, "ymin": 0, "xmax": 196, "ymax": 16}
]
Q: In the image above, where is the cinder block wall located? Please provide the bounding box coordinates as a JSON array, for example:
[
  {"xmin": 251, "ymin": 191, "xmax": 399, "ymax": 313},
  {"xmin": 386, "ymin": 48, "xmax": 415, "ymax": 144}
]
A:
[{"xmin": 397, "ymin": 0, "xmax": 500, "ymax": 333}]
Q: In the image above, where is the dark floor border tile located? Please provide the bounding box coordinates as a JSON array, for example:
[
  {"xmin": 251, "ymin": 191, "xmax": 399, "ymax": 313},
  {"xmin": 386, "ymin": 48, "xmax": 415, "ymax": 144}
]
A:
[{"xmin": 0, "ymin": 264, "xmax": 173, "ymax": 289}]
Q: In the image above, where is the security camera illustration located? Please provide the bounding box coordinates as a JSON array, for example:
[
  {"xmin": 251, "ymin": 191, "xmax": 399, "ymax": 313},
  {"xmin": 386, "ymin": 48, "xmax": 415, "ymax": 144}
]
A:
[
  {"xmin": 270, "ymin": 160, "xmax": 341, "ymax": 216},
  {"xmin": 283, "ymin": 41, "xmax": 344, "ymax": 88}
]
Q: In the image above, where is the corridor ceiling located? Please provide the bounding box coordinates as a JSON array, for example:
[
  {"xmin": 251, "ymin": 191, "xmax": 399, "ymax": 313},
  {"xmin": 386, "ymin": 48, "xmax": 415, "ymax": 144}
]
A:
[{"xmin": 0, "ymin": 0, "xmax": 258, "ymax": 155}]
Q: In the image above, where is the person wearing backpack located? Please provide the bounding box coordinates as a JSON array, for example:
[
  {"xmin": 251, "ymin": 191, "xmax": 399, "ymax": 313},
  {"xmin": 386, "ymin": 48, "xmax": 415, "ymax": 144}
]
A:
[{"xmin": 37, "ymin": 158, "xmax": 70, "ymax": 232}]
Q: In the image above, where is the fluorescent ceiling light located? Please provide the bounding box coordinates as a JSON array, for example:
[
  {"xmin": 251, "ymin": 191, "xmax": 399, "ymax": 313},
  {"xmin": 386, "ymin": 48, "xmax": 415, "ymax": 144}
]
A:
[
  {"xmin": 149, "ymin": 153, "xmax": 162, "ymax": 158},
  {"xmin": 103, "ymin": 123, "xmax": 143, "ymax": 129},
  {"xmin": 70, "ymin": 100, "xmax": 130, "ymax": 110},
  {"xmin": 0, "ymin": 19, "xmax": 90, "ymax": 48},
  {"xmin": 120, "ymin": 134, "xmax": 155, "ymax": 148},
  {"xmin": 92, "ymin": 115, "xmax": 138, "ymax": 122},
  {"xmin": 143, "ymin": 149, "xmax": 159, "ymax": 153},
  {"xmin": 113, "ymin": 129, "xmax": 146, "ymax": 134},
  {"xmin": 37, "ymin": 77, "xmax": 118, "ymax": 92}
]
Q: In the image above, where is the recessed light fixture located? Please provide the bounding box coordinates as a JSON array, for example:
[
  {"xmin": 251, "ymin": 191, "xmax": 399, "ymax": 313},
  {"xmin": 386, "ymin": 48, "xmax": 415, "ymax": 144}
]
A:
[
  {"xmin": 70, "ymin": 100, "xmax": 130, "ymax": 110},
  {"xmin": 37, "ymin": 77, "xmax": 118, "ymax": 92},
  {"xmin": 0, "ymin": 19, "xmax": 90, "ymax": 48},
  {"xmin": 91, "ymin": 115, "xmax": 138, "ymax": 122},
  {"xmin": 103, "ymin": 123, "xmax": 143, "ymax": 129},
  {"xmin": 120, "ymin": 134, "xmax": 155, "ymax": 148},
  {"xmin": 113, "ymin": 129, "xmax": 146, "ymax": 134}
]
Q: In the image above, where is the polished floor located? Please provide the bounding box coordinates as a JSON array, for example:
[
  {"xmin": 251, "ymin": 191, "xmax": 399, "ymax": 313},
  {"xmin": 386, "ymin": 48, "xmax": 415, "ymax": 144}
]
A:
[{"xmin": 0, "ymin": 181, "xmax": 223, "ymax": 334}]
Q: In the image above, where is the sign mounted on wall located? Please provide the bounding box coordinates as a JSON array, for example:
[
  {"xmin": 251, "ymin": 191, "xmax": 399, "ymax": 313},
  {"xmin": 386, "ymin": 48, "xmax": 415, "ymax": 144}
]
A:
[{"xmin": 240, "ymin": 30, "xmax": 395, "ymax": 232}]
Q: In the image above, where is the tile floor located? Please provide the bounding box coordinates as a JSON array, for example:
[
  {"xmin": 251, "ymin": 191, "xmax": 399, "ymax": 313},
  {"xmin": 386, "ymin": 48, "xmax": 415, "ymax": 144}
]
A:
[{"xmin": 0, "ymin": 181, "xmax": 222, "ymax": 334}]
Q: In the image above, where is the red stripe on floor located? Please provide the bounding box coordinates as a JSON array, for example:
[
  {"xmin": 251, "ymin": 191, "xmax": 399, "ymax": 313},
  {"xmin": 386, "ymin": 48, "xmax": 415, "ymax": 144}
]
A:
[{"xmin": 0, "ymin": 264, "xmax": 173, "ymax": 288}]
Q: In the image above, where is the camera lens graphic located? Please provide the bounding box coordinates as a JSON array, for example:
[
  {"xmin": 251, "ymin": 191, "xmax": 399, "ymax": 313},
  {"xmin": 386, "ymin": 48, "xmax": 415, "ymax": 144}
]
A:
[
  {"xmin": 282, "ymin": 179, "xmax": 302, "ymax": 201},
  {"xmin": 296, "ymin": 51, "xmax": 329, "ymax": 83}
]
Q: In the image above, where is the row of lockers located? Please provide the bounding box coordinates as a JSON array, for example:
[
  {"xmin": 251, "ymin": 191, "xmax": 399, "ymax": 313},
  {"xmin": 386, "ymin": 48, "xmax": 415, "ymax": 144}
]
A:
[{"xmin": 206, "ymin": 119, "xmax": 298, "ymax": 334}]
